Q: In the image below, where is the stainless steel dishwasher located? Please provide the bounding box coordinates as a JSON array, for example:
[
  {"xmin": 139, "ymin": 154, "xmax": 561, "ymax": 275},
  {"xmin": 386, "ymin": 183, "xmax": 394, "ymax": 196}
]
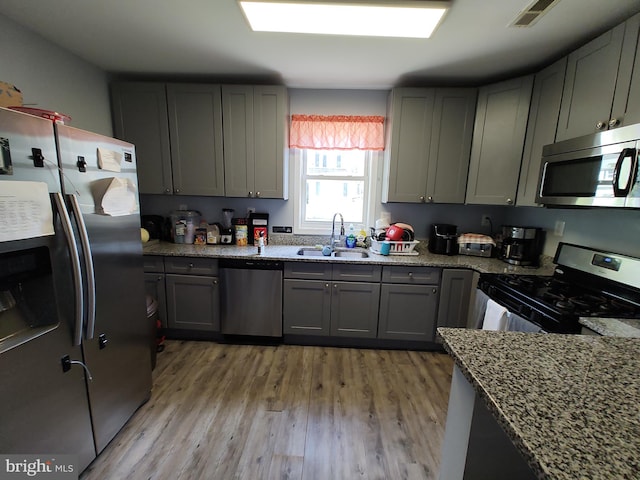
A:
[{"xmin": 219, "ymin": 258, "xmax": 283, "ymax": 336}]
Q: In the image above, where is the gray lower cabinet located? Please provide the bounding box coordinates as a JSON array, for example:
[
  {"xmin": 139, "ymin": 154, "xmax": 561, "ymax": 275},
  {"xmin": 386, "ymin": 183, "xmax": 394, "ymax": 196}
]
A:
[
  {"xmin": 379, "ymin": 266, "xmax": 441, "ymax": 341},
  {"xmin": 164, "ymin": 257, "xmax": 220, "ymax": 331},
  {"xmin": 283, "ymin": 279, "xmax": 331, "ymax": 335},
  {"xmin": 378, "ymin": 284, "xmax": 438, "ymax": 341},
  {"xmin": 283, "ymin": 262, "xmax": 381, "ymax": 339},
  {"xmin": 143, "ymin": 256, "xmax": 167, "ymax": 328},
  {"xmin": 330, "ymin": 282, "xmax": 381, "ymax": 338},
  {"xmin": 437, "ymin": 269, "xmax": 473, "ymax": 329},
  {"xmin": 517, "ymin": 58, "xmax": 567, "ymax": 207},
  {"xmin": 144, "ymin": 272, "xmax": 167, "ymax": 329},
  {"xmin": 466, "ymin": 75, "xmax": 533, "ymax": 206}
]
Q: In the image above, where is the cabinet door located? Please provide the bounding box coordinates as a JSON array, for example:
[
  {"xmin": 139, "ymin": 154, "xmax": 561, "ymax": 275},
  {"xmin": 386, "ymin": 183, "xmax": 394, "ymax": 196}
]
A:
[
  {"xmin": 144, "ymin": 273, "xmax": 167, "ymax": 328},
  {"xmin": 466, "ymin": 76, "xmax": 533, "ymax": 205},
  {"xmin": 613, "ymin": 12, "xmax": 640, "ymax": 127},
  {"xmin": 222, "ymin": 85, "xmax": 255, "ymax": 197},
  {"xmin": 556, "ymin": 23, "xmax": 625, "ymax": 141},
  {"xmin": 111, "ymin": 82, "xmax": 172, "ymax": 194},
  {"xmin": 378, "ymin": 284, "xmax": 438, "ymax": 341},
  {"xmin": 426, "ymin": 88, "xmax": 477, "ymax": 204},
  {"xmin": 384, "ymin": 88, "xmax": 434, "ymax": 203},
  {"xmin": 330, "ymin": 282, "xmax": 380, "ymax": 338},
  {"xmin": 254, "ymin": 86, "xmax": 288, "ymax": 199},
  {"xmin": 166, "ymin": 84, "xmax": 224, "ymax": 196},
  {"xmin": 437, "ymin": 269, "xmax": 473, "ymax": 329},
  {"xmin": 165, "ymin": 274, "xmax": 220, "ymax": 331},
  {"xmin": 517, "ymin": 58, "xmax": 567, "ymax": 207},
  {"xmin": 283, "ymin": 279, "xmax": 331, "ymax": 335}
]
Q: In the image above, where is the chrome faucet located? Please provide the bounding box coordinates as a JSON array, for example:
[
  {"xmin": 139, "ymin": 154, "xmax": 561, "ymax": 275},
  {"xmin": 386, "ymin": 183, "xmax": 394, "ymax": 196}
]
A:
[{"xmin": 330, "ymin": 213, "xmax": 345, "ymax": 251}]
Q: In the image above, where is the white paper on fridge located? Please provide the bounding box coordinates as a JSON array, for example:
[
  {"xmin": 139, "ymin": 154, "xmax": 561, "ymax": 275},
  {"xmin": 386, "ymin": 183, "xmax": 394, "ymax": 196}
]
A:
[
  {"xmin": 0, "ymin": 181, "xmax": 54, "ymax": 242},
  {"xmin": 97, "ymin": 147, "xmax": 122, "ymax": 172},
  {"xmin": 91, "ymin": 177, "xmax": 138, "ymax": 216}
]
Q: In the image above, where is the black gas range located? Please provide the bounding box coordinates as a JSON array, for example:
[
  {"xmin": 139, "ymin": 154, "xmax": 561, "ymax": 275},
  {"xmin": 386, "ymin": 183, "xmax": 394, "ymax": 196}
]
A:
[{"xmin": 479, "ymin": 243, "xmax": 640, "ymax": 334}]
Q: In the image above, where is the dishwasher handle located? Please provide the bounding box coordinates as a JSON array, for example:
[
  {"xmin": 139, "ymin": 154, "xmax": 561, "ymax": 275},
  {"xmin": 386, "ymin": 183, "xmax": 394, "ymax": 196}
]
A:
[{"xmin": 219, "ymin": 258, "xmax": 283, "ymax": 270}]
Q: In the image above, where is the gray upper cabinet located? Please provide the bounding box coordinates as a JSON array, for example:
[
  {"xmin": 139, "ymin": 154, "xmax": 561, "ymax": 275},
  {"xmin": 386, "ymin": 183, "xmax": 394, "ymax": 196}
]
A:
[
  {"xmin": 111, "ymin": 82, "xmax": 225, "ymax": 196},
  {"xmin": 222, "ymin": 85, "xmax": 288, "ymax": 199},
  {"xmin": 383, "ymin": 87, "xmax": 476, "ymax": 204},
  {"xmin": 466, "ymin": 75, "xmax": 533, "ymax": 206},
  {"xmin": 517, "ymin": 58, "xmax": 567, "ymax": 207},
  {"xmin": 166, "ymin": 84, "xmax": 224, "ymax": 196},
  {"xmin": 111, "ymin": 82, "xmax": 173, "ymax": 194},
  {"xmin": 556, "ymin": 15, "xmax": 640, "ymax": 141}
]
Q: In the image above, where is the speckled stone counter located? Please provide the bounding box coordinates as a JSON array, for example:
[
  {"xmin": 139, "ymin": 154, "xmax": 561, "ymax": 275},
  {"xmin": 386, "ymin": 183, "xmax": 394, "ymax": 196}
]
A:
[
  {"xmin": 143, "ymin": 241, "xmax": 555, "ymax": 275},
  {"xmin": 579, "ymin": 317, "xmax": 640, "ymax": 337},
  {"xmin": 437, "ymin": 328, "xmax": 640, "ymax": 480}
]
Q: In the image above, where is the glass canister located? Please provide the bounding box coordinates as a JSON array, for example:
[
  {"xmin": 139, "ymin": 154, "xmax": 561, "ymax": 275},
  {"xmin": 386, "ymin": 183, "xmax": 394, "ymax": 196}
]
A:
[
  {"xmin": 234, "ymin": 218, "xmax": 248, "ymax": 246},
  {"xmin": 170, "ymin": 210, "xmax": 201, "ymax": 244}
]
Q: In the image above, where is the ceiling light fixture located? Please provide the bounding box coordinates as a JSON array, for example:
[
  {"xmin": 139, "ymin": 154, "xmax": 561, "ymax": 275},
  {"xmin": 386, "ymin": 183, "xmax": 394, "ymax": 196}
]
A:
[{"xmin": 238, "ymin": 1, "xmax": 450, "ymax": 38}]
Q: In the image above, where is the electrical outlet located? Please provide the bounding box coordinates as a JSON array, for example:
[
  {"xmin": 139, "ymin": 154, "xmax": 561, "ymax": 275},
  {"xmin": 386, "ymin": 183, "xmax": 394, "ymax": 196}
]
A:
[
  {"xmin": 247, "ymin": 207, "xmax": 256, "ymax": 215},
  {"xmin": 554, "ymin": 220, "xmax": 565, "ymax": 236},
  {"xmin": 481, "ymin": 214, "xmax": 491, "ymax": 227}
]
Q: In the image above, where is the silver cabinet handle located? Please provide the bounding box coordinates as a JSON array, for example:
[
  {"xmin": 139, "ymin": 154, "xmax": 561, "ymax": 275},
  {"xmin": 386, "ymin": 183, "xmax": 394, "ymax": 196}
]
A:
[
  {"xmin": 432, "ymin": 288, "xmax": 438, "ymax": 294},
  {"xmin": 53, "ymin": 192, "xmax": 84, "ymax": 347},
  {"xmin": 596, "ymin": 121, "xmax": 607, "ymax": 130},
  {"xmin": 325, "ymin": 283, "xmax": 329, "ymax": 288},
  {"xmin": 428, "ymin": 196, "xmax": 433, "ymax": 202},
  {"xmin": 248, "ymin": 191, "xmax": 253, "ymax": 197},
  {"xmin": 256, "ymin": 191, "xmax": 261, "ymax": 198},
  {"xmin": 419, "ymin": 196, "xmax": 425, "ymax": 202},
  {"xmin": 174, "ymin": 188, "xmax": 180, "ymax": 194},
  {"xmin": 68, "ymin": 194, "xmax": 96, "ymax": 341},
  {"xmin": 213, "ymin": 279, "xmax": 218, "ymax": 285},
  {"xmin": 408, "ymin": 272, "xmax": 413, "ymax": 278},
  {"xmin": 188, "ymin": 263, "xmax": 194, "ymax": 268},
  {"xmin": 506, "ymin": 198, "xmax": 513, "ymax": 205},
  {"xmin": 157, "ymin": 275, "xmax": 163, "ymax": 281},
  {"xmin": 609, "ymin": 118, "xmax": 620, "ymax": 128},
  {"xmin": 164, "ymin": 188, "xmax": 171, "ymax": 194}
]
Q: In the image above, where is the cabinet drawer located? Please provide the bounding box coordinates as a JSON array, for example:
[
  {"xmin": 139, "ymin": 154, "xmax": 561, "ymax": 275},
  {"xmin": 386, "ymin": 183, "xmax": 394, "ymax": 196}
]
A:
[
  {"xmin": 284, "ymin": 262, "xmax": 332, "ymax": 280},
  {"xmin": 382, "ymin": 266, "xmax": 441, "ymax": 284},
  {"xmin": 332, "ymin": 264, "xmax": 382, "ymax": 282},
  {"xmin": 164, "ymin": 257, "xmax": 218, "ymax": 276},
  {"xmin": 143, "ymin": 255, "xmax": 165, "ymax": 273}
]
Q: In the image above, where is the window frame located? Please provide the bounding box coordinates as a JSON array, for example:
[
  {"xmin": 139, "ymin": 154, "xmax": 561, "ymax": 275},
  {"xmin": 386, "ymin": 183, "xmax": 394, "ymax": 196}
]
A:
[{"xmin": 292, "ymin": 148, "xmax": 379, "ymax": 235}]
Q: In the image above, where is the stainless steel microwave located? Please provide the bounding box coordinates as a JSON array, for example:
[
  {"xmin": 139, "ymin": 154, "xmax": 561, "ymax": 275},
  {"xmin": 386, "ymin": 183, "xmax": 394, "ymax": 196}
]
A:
[{"xmin": 537, "ymin": 123, "xmax": 640, "ymax": 208}]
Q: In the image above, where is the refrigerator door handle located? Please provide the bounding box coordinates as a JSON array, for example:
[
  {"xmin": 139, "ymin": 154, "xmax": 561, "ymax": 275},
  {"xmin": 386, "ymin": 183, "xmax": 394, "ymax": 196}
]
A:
[
  {"xmin": 53, "ymin": 192, "xmax": 84, "ymax": 346},
  {"xmin": 67, "ymin": 193, "xmax": 97, "ymax": 340}
]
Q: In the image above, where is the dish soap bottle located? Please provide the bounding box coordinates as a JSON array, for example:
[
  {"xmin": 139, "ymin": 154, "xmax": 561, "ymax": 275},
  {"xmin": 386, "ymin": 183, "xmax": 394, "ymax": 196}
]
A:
[{"xmin": 345, "ymin": 224, "xmax": 357, "ymax": 248}]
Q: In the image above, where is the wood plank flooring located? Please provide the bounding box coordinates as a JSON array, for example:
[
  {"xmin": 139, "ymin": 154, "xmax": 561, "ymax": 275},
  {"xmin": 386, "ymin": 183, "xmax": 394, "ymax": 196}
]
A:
[{"xmin": 80, "ymin": 340, "xmax": 453, "ymax": 480}]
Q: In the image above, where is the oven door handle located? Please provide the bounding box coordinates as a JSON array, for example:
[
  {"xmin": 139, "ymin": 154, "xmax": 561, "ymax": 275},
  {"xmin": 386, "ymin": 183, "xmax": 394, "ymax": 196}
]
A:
[{"xmin": 613, "ymin": 148, "xmax": 637, "ymax": 197}]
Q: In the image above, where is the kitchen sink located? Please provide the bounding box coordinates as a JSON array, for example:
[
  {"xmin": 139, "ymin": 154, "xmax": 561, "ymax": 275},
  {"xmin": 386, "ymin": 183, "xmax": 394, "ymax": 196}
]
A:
[
  {"xmin": 296, "ymin": 247, "xmax": 369, "ymax": 258},
  {"xmin": 333, "ymin": 250, "xmax": 369, "ymax": 258}
]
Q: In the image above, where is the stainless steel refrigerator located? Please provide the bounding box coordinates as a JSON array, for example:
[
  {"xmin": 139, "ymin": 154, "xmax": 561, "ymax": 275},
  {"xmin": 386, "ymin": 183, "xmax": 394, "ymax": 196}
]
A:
[{"xmin": 0, "ymin": 107, "xmax": 152, "ymax": 472}]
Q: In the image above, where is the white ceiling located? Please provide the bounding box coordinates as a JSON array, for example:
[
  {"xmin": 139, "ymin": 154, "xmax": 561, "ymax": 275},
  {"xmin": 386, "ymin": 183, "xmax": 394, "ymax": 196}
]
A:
[{"xmin": 2, "ymin": 0, "xmax": 640, "ymax": 89}]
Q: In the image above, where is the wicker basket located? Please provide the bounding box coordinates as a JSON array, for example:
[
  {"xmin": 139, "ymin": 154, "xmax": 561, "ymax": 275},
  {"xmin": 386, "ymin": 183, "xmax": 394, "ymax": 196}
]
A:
[{"xmin": 370, "ymin": 239, "xmax": 419, "ymax": 255}]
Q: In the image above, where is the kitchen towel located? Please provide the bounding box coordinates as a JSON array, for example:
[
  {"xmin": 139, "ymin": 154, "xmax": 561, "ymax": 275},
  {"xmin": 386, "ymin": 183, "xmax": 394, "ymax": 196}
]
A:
[{"xmin": 482, "ymin": 298, "xmax": 508, "ymax": 331}]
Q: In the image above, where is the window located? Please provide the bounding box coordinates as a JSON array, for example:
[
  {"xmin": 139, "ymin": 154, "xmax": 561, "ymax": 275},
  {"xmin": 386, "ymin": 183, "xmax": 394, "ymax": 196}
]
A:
[{"xmin": 294, "ymin": 149, "xmax": 378, "ymax": 234}]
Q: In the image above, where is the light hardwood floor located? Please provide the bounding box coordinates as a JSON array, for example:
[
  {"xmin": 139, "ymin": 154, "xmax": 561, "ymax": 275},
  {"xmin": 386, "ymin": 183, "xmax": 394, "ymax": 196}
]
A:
[{"xmin": 80, "ymin": 340, "xmax": 453, "ymax": 480}]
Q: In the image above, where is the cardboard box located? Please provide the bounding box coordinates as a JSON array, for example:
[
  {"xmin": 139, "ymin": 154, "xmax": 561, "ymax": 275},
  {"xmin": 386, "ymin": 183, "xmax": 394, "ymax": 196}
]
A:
[{"xmin": 0, "ymin": 82, "xmax": 23, "ymax": 108}]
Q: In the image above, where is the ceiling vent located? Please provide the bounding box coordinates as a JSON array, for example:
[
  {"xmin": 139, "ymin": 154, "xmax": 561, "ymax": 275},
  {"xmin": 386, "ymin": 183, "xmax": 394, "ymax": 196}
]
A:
[{"xmin": 510, "ymin": 0, "xmax": 560, "ymax": 27}]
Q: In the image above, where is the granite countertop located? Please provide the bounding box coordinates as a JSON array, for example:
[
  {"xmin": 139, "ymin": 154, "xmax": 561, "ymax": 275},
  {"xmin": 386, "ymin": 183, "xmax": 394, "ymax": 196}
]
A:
[
  {"xmin": 142, "ymin": 241, "xmax": 556, "ymax": 275},
  {"xmin": 579, "ymin": 317, "xmax": 640, "ymax": 338},
  {"xmin": 437, "ymin": 327, "xmax": 640, "ymax": 480}
]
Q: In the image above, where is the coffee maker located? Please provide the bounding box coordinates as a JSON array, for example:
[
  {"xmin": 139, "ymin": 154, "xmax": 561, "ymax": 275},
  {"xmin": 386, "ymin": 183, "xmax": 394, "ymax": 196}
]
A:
[{"xmin": 500, "ymin": 226, "xmax": 544, "ymax": 266}]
